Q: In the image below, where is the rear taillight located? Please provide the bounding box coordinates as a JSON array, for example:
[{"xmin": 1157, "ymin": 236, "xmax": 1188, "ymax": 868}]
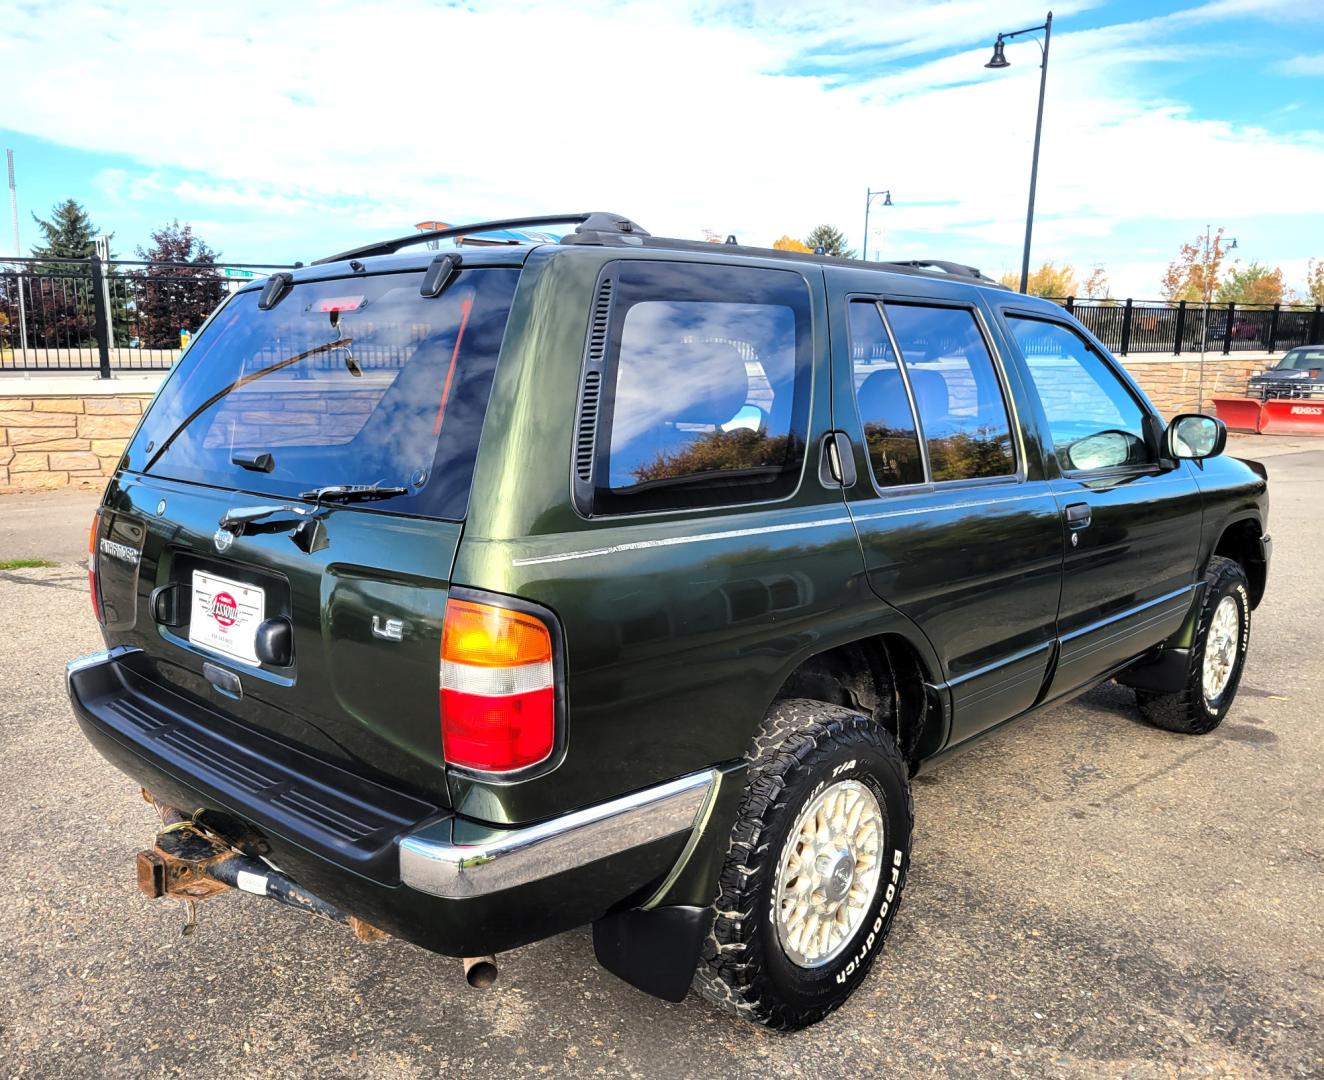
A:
[
  {"xmin": 87, "ymin": 512, "xmax": 103, "ymax": 624},
  {"xmin": 439, "ymin": 597, "xmax": 556, "ymax": 772}
]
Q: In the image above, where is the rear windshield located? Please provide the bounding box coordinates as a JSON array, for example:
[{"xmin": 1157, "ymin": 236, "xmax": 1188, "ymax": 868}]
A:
[{"xmin": 125, "ymin": 268, "xmax": 519, "ymax": 520}]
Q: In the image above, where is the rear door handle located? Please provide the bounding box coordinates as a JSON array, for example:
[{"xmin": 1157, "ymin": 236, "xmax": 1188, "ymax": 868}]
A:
[
  {"xmin": 819, "ymin": 431, "xmax": 858, "ymax": 488},
  {"xmin": 1064, "ymin": 502, "xmax": 1092, "ymax": 529}
]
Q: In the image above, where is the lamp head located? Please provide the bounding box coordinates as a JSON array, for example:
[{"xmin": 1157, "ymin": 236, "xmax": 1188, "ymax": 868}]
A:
[
  {"xmin": 985, "ymin": 37, "xmax": 1010, "ymax": 69},
  {"xmin": 883, "ymin": 191, "xmax": 893, "ymax": 206}
]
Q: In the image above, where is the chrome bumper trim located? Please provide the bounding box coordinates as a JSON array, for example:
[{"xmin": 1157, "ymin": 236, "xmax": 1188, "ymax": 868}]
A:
[
  {"xmin": 65, "ymin": 646, "xmax": 142, "ymax": 696},
  {"xmin": 399, "ymin": 770, "xmax": 716, "ymax": 899}
]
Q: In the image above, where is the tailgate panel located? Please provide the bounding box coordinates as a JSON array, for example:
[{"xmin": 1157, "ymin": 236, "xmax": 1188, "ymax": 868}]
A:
[{"xmin": 98, "ymin": 474, "xmax": 458, "ymax": 807}]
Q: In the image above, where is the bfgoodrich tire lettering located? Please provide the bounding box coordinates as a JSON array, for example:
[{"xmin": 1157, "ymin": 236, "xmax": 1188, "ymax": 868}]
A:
[
  {"xmin": 693, "ymin": 699, "xmax": 913, "ymax": 1030},
  {"xmin": 1136, "ymin": 555, "xmax": 1251, "ymax": 735}
]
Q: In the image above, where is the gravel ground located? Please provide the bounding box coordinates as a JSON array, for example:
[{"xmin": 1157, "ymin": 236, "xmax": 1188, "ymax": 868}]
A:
[{"xmin": 1, "ymin": 438, "xmax": 1320, "ymax": 1079}]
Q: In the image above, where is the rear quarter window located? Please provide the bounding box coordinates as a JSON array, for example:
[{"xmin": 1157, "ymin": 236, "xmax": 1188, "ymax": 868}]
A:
[
  {"xmin": 125, "ymin": 268, "xmax": 519, "ymax": 520},
  {"xmin": 587, "ymin": 261, "xmax": 813, "ymax": 515}
]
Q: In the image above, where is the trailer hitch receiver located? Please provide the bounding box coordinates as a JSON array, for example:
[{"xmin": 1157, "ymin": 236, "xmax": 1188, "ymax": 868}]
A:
[{"xmin": 135, "ymin": 809, "xmax": 386, "ymax": 943}]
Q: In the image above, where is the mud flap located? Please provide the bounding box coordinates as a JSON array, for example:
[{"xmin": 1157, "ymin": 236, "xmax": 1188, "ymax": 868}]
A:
[{"xmin": 592, "ymin": 905, "xmax": 714, "ymax": 1002}]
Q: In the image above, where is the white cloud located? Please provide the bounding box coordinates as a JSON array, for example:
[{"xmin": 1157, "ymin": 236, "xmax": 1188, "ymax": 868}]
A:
[
  {"xmin": 2, "ymin": 0, "xmax": 1321, "ymax": 295},
  {"xmin": 1274, "ymin": 52, "xmax": 1324, "ymax": 76}
]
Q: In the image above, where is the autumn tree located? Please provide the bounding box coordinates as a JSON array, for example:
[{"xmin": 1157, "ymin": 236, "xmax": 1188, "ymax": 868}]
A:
[
  {"xmin": 631, "ymin": 429, "xmax": 799, "ymax": 485},
  {"xmin": 803, "ymin": 225, "xmax": 854, "ymax": 258},
  {"xmin": 1081, "ymin": 265, "xmax": 1110, "ymax": 299},
  {"xmin": 1215, "ymin": 262, "xmax": 1285, "ymax": 306},
  {"xmin": 130, "ymin": 221, "xmax": 225, "ymax": 349},
  {"xmin": 1306, "ymin": 259, "xmax": 1324, "ymax": 305},
  {"xmin": 998, "ymin": 261, "xmax": 1077, "ymax": 298},
  {"xmin": 773, "ymin": 235, "xmax": 812, "ymax": 253},
  {"xmin": 1160, "ymin": 227, "xmax": 1231, "ymax": 303}
]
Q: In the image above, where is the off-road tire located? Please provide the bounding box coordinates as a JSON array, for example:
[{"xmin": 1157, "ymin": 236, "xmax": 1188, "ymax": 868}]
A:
[
  {"xmin": 692, "ymin": 699, "xmax": 913, "ymax": 1030},
  {"xmin": 1136, "ymin": 556, "xmax": 1251, "ymax": 735}
]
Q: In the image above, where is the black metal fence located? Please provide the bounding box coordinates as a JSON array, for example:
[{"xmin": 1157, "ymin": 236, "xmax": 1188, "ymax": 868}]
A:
[
  {"xmin": 5, "ymin": 259, "xmax": 1322, "ymax": 373},
  {"xmin": 0, "ymin": 256, "xmax": 292, "ymax": 375},
  {"xmin": 1058, "ymin": 297, "xmax": 1323, "ymax": 357}
]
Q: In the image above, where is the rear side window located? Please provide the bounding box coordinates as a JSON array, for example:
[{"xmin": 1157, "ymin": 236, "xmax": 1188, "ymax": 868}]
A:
[
  {"xmin": 589, "ymin": 261, "xmax": 812, "ymax": 514},
  {"xmin": 125, "ymin": 268, "xmax": 519, "ymax": 520},
  {"xmin": 883, "ymin": 304, "xmax": 1016, "ymax": 483},
  {"xmin": 846, "ymin": 301, "xmax": 925, "ymax": 488}
]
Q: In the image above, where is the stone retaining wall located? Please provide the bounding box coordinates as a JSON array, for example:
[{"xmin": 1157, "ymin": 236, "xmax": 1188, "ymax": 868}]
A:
[
  {"xmin": 0, "ymin": 395, "xmax": 150, "ymax": 493},
  {"xmin": 1122, "ymin": 355, "xmax": 1265, "ymax": 418}
]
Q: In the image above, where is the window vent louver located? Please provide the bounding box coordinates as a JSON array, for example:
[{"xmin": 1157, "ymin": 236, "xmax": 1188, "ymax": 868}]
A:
[
  {"xmin": 575, "ymin": 278, "xmax": 614, "ymax": 483},
  {"xmin": 575, "ymin": 371, "xmax": 602, "ymax": 481},
  {"xmin": 587, "ymin": 279, "xmax": 612, "ymax": 361}
]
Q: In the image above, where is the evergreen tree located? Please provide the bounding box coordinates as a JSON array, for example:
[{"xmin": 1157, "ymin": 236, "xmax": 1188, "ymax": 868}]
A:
[
  {"xmin": 802, "ymin": 224, "xmax": 855, "ymax": 259},
  {"xmin": 26, "ymin": 199, "xmax": 112, "ymax": 347},
  {"xmin": 130, "ymin": 221, "xmax": 225, "ymax": 349},
  {"xmin": 30, "ymin": 199, "xmax": 107, "ymax": 265}
]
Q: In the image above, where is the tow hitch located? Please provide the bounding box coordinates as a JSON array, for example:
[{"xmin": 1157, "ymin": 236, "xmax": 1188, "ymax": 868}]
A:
[{"xmin": 135, "ymin": 796, "xmax": 385, "ymax": 944}]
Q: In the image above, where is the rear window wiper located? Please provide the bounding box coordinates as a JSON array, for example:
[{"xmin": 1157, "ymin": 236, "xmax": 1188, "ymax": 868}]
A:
[
  {"xmin": 300, "ymin": 483, "xmax": 408, "ymax": 504},
  {"xmin": 144, "ymin": 335, "xmax": 356, "ymax": 475}
]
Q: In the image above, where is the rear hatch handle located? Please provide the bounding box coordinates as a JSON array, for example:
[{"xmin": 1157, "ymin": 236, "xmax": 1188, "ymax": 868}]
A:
[
  {"xmin": 218, "ymin": 503, "xmax": 330, "ymax": 554},
  {"xmin": 219, "ymin": 504, "xmax": 314, "ymax": 533}
]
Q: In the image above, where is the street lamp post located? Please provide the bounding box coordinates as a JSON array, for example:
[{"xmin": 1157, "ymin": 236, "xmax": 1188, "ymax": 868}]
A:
[
  {"xmin": 862, "ymin": 188, "xmax": 893, "ymax": 262},
  {"xmin": 984, "ymin": 11, "xmax": 1053, "ymax": 294}
]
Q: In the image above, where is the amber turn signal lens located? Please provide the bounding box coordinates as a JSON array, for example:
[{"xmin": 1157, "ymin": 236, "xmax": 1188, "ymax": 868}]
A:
[{"xmin": 441, "ymin": 599, "xmax": 552, "ymax": 668}]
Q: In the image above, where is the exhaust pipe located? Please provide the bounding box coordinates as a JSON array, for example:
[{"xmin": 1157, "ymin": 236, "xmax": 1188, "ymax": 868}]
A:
[{"xmin": 463, "ymin": 955, "xmax": 499, "ymax": 989}]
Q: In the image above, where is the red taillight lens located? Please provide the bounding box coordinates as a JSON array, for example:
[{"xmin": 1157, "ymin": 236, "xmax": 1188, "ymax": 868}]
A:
[
  {"xmin": 87, "ymin": 512, "xmax": 103, "ymax": 624},
  {"xmin": 440, "ymin": 598, "xmax": 555, "ymax": 772}
]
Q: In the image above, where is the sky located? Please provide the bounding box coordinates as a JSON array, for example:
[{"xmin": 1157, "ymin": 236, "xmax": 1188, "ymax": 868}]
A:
[{"xmin": 1, "ymin": 0, "xmax": 1322, "ymax": 299}]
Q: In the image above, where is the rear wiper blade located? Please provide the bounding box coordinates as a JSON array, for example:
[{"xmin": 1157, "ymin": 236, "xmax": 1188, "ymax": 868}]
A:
[
  {"xmin": 300, "ymin": 483, "xmax": 407, "ymax": 504},
  {"xmin": 143, "ymin": 336, "xmax": 356, "ymax": 476}
]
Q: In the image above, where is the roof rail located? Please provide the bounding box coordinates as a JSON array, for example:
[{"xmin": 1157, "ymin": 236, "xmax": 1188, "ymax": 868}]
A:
[
  {"xmin": 313, "ymin": 212, "xmax": 649, "ymax": 266},
  {"xmin": 878, "ymin": 259, "xmax": 1003, "ymax": 286}
]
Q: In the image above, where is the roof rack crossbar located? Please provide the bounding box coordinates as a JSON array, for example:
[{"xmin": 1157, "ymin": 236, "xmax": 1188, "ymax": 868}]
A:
[
  {"xmin": 878, "ymin": 259, "xmax": 999, "ymax": 285},
  {"xmin": 313, "ymin": 212, "xmax": 648, "ymax": 266}
]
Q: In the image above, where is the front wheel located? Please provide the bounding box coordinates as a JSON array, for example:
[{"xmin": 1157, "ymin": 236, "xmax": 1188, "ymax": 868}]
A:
[
  {"xmin": 693, "ymin": 699, "xmax": 913, "ymax": 1030},
  {"xmin": 1136, "ymin": 556, "xmax": 1251, "ymax": 735}
]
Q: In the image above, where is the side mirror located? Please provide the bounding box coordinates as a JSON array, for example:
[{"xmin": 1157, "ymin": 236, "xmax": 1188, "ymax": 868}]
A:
[{"xmin": 1166, "ymin": 413, "xmax": 1226, "ymax": 460}]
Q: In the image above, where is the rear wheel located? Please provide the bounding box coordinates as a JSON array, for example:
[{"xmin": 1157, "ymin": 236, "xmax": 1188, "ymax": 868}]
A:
[
  {"xmin": 693, "ymin": 699, "xmax": 912, "ymax": 1030},
  {"xmin": 1136, "ymin": 556, "xmax": 1250, "ymax": 735}
]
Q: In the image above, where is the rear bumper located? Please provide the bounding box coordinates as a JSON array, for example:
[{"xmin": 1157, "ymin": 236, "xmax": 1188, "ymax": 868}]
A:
[
  {"xmin": 67, "ymin": 647, "xmax": 712, "ymax": 954},
  {"xmin": 399, "ymin": 771, "xmax": 711, "ymax": 899}
]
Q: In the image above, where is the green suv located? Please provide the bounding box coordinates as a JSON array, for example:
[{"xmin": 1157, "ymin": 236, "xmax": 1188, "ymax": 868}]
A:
[{"xmin": 67, "ymin": 212, "xmax": 1271, "ymax": 1029}]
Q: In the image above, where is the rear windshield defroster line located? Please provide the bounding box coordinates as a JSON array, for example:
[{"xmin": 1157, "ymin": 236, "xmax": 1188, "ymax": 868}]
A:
[{"xmin": 123, "ymin": 268, "xmax": 520, "ymax": 522}]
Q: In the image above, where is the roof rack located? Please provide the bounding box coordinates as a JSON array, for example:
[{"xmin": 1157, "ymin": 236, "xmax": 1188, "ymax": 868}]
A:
[
  {"xmin": 313, "ymin": 212, "xmax": 648, "ymax": 265},
  {"xmin": 563, "ymin": 229, "xmax": 1006, "ymax": 288},
  {"xmin": 313, "ymin": 210, "xmax": 1004, "ymax": 289}
]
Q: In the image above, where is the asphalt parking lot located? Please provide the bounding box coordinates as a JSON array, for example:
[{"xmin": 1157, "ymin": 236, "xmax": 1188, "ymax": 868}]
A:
[{"xmin": 1, "ymin": 436, "xmax": 1320, "ymax": 1079}]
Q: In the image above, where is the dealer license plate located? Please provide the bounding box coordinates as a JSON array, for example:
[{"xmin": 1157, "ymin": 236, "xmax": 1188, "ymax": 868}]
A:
[{"xmin": 189, "ymin": 570, "xmax": 265, "ymax": 666}]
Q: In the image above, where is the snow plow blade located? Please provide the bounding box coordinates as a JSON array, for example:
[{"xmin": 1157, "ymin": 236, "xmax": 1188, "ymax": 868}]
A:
[
  {"xmin": 1258, "ymin": 399, "xmax": 1324, "ymax": 436},
  {"xmin": 1211, "ymin": 396, "xmax": 1264, "ymax": 434}
]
